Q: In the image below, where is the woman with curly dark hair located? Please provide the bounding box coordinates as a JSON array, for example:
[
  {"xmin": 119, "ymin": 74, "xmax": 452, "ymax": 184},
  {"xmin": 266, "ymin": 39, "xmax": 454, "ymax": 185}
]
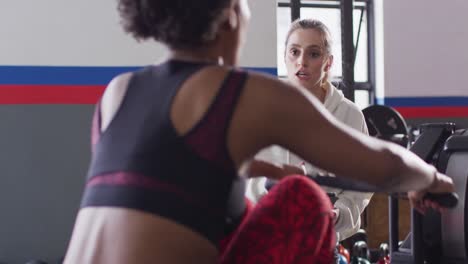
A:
[{"xmin": 63, "ymin": 0, "xmax": 453, "ymax": 263}]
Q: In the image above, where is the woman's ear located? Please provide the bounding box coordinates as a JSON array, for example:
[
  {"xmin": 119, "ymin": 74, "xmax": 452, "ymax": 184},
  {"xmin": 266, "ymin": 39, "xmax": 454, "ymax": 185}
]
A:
[
  {"xmin": 221, "ymin": 6, "xmax": 239, "ymax": 31},
  {"xmin": 325, "ymin": 55, "xmax": 334, "ymax": 71}
]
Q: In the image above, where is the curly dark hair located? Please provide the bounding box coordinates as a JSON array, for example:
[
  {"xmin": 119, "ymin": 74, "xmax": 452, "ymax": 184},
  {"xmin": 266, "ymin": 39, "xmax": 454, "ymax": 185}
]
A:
[{"xmin": 117, "ymin": 0, "xmax": 232, "ymax": 50}]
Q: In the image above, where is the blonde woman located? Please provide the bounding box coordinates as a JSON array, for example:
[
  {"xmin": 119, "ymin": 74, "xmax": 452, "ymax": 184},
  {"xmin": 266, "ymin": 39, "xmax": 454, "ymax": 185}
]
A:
[{"xmin": 247, "ymin": 19, "xmax": 371, "ymax": 241}]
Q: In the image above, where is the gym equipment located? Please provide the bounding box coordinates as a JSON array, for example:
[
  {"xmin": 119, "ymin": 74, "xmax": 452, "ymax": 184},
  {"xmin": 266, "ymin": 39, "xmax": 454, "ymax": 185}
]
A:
[
  {"xmin": 349, "ymin": 240, "xmax": 371, "ymax": 263},
  {"xmin": 352, "ymin": 240, "xmax": 370, "ymax": 260},
  {"xmin": 266, "ymin": 171, "xmax": 458, "ymax": 208},
  {"xmin": 376, "ymin": 243, "xmax": 390, "ymax": 264},
  {"xmin": 343, "ymin": 229, "xmax": 368, "ymax": 258},
  {"xmin": 338, "ymin": 244, "xmax": 351, "ymax": 263},
  {"xmin": 350, "ymin": 254, "xmax": 371, "ymax": 264},
  {"xmin": 304, "ymin": 172, "xmax": 458, "ymax": 208},
  {"xmin": 388, "ymin": 123, "xmax": 468, "ymax": 264},
  {"xmin": 264, "ymin": 105, "xmax": 461, "ymax": 261},
  {"xmin": 24, "ymin": 260, "xmax": 48, "ymax": 264},
  {"xmin": 338, "ymin": 254, "xmax": 349, "ymax": 264},
  {"xmin": 328, "ymin": 192, "xmax": 339, "ymax": 204},
  {"xmin": 307, "ymin": 105, "xmax": 457, "ymax": 208},
  {"xmin": 376, "ymin": 256, "xmax": 390, "ymax": 264},
  {"xmin": 363, "ymin": 105, "xmax": 409, "ymax": 148},
  {"xmin": 363, "ymin": 107, "xmax": 467, "ymax": 263}
]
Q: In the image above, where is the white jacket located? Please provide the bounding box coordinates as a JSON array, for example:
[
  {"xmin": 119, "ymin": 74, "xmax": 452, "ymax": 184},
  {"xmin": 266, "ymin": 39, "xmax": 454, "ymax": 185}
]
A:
[{"xmin": 246, "ymin": 82, "xmax": 373, "ymax": 241}]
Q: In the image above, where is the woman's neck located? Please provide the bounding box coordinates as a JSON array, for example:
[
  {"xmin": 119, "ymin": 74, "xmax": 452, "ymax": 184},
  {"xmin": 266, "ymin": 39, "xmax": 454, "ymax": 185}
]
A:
[
  {"xmin": 307, "ymin": 82, "xmax": 328, "ymax": 103},
  {"xmin": 168, "ymin": 45, "xmax": 226, "ymax": 65}
]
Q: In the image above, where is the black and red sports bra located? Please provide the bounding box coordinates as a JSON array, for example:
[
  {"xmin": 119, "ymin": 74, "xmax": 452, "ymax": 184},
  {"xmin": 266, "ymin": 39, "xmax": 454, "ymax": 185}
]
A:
[{"xmin": 81, "ymin": 60, "xmax": 248, "ymax": 244}]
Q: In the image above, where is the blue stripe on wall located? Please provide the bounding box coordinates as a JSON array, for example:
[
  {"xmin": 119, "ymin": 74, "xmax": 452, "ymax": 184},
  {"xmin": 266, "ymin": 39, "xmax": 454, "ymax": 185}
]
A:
[
  {"xmin": 376, "ymin": 97, "xmax": 468, "ymax": 107},
  {"xmin": 0, "ymin": 66, "xmax": 139, "ymax": 85},
  {"xmin": 0, "ymin": 65, "xmax": 277, "ymax": 85},
  {"xmin": 245, "ymin": 67, "xmax": 277, "ymax": 76}
]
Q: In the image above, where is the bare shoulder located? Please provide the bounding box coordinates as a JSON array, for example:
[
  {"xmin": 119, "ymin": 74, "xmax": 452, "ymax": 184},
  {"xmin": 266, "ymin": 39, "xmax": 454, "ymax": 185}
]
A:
[
  {"xmin": 100, "ymin": 72, "xmax": 134, "ymax": 132},
  {"xmin": 243, "ymin": 71, "xmax": 289, "ymax": 93},
  {"xmin": 229, "ymin": 70, "xmax": 332, "ymax": 151},
  {"xmin": 242, "ymin": 71, "xmax": 314, "ymax": 108},
  {"xmin": 243, "ymin": 71, "xmax": 328, "ymax": 120}
]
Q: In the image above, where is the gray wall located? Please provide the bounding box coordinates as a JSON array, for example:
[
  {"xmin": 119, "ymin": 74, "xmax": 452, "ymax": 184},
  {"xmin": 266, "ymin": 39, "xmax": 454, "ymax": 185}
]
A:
[
  {"xmin": 382, "ymin": 0, "xmax": 468, "ymax": 99},
  {"xmin": 0, "ymin": 105, "xmax": 93, "ymax": 264}
]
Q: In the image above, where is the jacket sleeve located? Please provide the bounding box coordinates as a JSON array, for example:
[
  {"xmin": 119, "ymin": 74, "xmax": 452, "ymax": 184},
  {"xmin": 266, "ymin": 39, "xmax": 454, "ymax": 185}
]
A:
[
  {"xmin": 333, "ymin": 190, "xmax": 373, "ymax": 240},
  {"xmin": 358, "ymin": 111, "xmax": 369, "ymax": 135},
  {"xmin": 245, "ymin": 177, "xmax": 268, "ymax": 203},
  {"xmin": 245, "ymin": 146, "xmax": 289, "ymax": 203},
  {"xmin": 346, "ymin": 103, "xmax": 369, "ymax": 136},
  {"xmin": 327, "ymin": 98, "xmax": 374, "ymax": 240}
]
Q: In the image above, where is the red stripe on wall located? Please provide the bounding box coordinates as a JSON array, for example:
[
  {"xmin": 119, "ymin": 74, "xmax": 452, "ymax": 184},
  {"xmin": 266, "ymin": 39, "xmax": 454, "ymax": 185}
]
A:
[
  {"xmin": 0, "ymin": 85, "xmax": 105, "ymax": 104},
  {"xmin": 394, "ymin": 106, "xmax": 468, "ymax": 118}
]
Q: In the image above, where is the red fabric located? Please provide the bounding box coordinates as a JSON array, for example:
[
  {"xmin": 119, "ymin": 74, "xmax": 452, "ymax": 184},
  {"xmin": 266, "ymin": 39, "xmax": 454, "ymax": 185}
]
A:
[
  {"xmin": 184, "ymin": 71, "xmax": 246, "ymax": 170},
  {"xmin": 219, "ymin": 175, "xmax": 335, "ymax": 264}
]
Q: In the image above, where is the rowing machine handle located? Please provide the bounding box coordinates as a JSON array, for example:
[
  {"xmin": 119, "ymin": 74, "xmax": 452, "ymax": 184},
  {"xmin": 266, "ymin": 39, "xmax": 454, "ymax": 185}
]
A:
[{"xmin": 423, "ymin": 192, "xmax": 459, "ymax": 208}]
